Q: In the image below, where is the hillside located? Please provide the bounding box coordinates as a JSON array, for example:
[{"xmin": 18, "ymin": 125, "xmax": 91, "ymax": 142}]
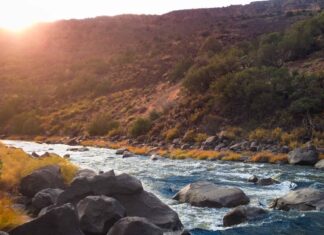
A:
[{"xmin": 0, "ymin": 0, "xmax": 323, "ymax": 148}]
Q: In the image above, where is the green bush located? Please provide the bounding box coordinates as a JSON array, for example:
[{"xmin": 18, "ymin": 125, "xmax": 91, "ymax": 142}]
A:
[
  {"xmin": 149, "ymin": 110, "xmax": 160, "ymax": 121},
  {"xmin": 10, "ymin": 112, "xmax": 43, "ymax": 135},
  {"xmin": 169, "ymin": 58, "xmax": 193, "ymax": 82},
  {"xmin": 129, "ymin": 118, "xmax": 152, "ymax": 137},
  {"xmin": 88, "ymin": 114, "xmax": 119, "ymax": 136}
]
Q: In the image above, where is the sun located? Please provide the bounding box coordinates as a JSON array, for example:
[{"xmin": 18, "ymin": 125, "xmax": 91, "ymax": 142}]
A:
[
  {"xmin": 0, "ymin": 1, "xmax": 45, "ymax": 33},
  {"xmin": 0, "ymin": 19, "xmax": 36, "ymax": 33}
]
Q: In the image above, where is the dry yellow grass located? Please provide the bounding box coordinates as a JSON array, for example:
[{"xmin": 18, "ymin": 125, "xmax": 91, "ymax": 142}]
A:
[
  {"xmin": 250, "ymin": 151, "xmax": 288, "ymax": 163},
  {"xmin": 167, "ymin": 149, "xmax": 220, "ymax": 160},
  {"xmin": 0, "ymin": 144, "xmax": 78, "ymax": 191},
  {"xmin": 0, "ymin": 196, "xmax": 28, "ymax": 230}
]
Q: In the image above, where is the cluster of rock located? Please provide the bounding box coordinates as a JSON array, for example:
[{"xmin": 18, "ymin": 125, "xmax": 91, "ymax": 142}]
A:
[
  {"xmin": 9, "ymin": 165, "xmax": 184, "ymax": 235},
  {"xmin": 172, "ymin": 176, "xmax": 324, "ymax": 227}
]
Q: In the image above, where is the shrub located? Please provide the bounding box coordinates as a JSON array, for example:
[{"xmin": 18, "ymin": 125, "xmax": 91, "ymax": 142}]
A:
[
  {"xmin": 183, "ymin": 130, "xmax": 196, "ymax": 143},
  {"xmin": 9, "ymin": 112, "xmax": 43, "ymax": 135},
  {"xmin": 169, "ymin": 58, "xmax": 193, "ymax": 82},
  {"xmin": 0, "ymin": 144, "xmax": 78, "ymax": 191},
  {"xmin": 129, "ymin": 118, "xmax": 152, "ymax": 137},
  {"xmin": 149, "ymin": 110, "xmax": 160, "ymax": 121},
  {"xmin": 221, "ymin": 127, "xmax": 244, "ymax": 140},
  {"xmin": 164, "ymin": 127, "xmax": 180, "ymax": 141},
  {"xmin": 248, "ymin": 128, "xmax": 271, "ymax": 142},
  {"xmin": 194, "ymin": 133, "xmax": 209, "ymax": 143},
  {"xmin": 108, "ymin": 128, "xmax": 123, "ymax": 138},
  {"xmin": 88, "ymin": 114, "xmax": 119, "ymax": 136}
]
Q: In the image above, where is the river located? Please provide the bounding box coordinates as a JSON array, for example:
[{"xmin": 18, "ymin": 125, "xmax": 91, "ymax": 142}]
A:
[{"xmin": 3, "ymin": 140, "xmax": 324, "ymax": 235}]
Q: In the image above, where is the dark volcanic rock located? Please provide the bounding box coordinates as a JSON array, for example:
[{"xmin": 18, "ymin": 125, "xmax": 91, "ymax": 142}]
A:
[
  {"xmin": 173, "ymin": 181, "xmax": 249, "ymax": 208},
  {"xmin": 288, "ymin": 148, "xmax": 318, "ymax": 165},
  {"xmin": 10, "ymin": 204, "xmax": 84, "ymax": 235},
  {"xmin": 256, "ymin": 178, "xmax": 279, "ymax": 186},
  {"xmin": 57, "ymin": 170, "xmax": 182, "ymax": 231},
  {"xmin": 32, "ymin": 188, "xmax": 63, "ymax": 215},
  {"xmin": 57, "ymin": 170, "xmax": 143, "ymax": 205},
  {"xmin": 223, "ymin": 206, "xmax": 267, "ymax": 226},
  {"xmin": 114, "ymin": 190, "xmax": 183, "ymax": 231},
  {"xmin": 107, "ymin": 217, "xmax": 163, "ymax": 235},
  {"xmin": 19, "ymin": 165, "xmax": 65, "ymax": 198},
  {"xmin": 248, "ymin": 175, "xmax": 258, "ymax": 183},
  {"xmin": 270, "ymin": 188, "xmax": 324, "ymax": 211},
  {"xmin": 77, "ymin": 195, "xmax": 126, "ymax": 235}
]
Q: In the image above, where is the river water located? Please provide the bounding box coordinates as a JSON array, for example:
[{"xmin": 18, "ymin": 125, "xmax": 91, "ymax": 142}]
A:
[{"xmin": 3, "ymin": 140, "xmax": 324, "ymax": 235}]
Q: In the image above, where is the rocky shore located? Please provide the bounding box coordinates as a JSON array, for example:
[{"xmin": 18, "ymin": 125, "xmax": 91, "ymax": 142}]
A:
[
  {"xmin": 0, "ymin": 143, "xmax": 323, "ymax": 235},
  {"xmin": 21, "ymin": 135, "xmax": 324, "ymax": 169},
  {"xmin": 2, "ymin": 162, "xmax": 323, "ymax": 235}
]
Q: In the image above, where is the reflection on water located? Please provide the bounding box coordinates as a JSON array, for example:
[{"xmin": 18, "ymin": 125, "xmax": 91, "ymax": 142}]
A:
[{"xmin": 3, "ymin": 140, "xmax": 324, "ymax": 234}]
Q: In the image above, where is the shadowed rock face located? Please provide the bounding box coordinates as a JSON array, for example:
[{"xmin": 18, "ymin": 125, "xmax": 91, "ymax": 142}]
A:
[
  {"xmin": 107, "ymin": 217, "xmax": 163, "ymax": 235},
  {"xmin": 56, "ymin": 170, "xmax": 183, "ymax": 232},
  {"xmin": 57, "ymin": 170, "xmax": 143, "ymax": 205},
  {"xmin": 10, "ymin": 204, "xmax": 84, "ymax": 235},
  {"xmin": 19, "ymin": 165, "xmax": 65, "ymax": 198},
  {"xmin": 31, "ymin": 188, "xmax": 64, "ymax": 215},
  {"xmin": 223, "ymin": 206, "xmax": 267, "ymax": 226},
  {"xmin": 270, "ymin": 188, "xmax": 324, "ymax": 211},
  {"xmin": 77, "ymin": 195, "xmax": 126, "ymax": 235},
  {"xmin": 173, "ymin": 181, "xmax": 250, "ymax": 208}
]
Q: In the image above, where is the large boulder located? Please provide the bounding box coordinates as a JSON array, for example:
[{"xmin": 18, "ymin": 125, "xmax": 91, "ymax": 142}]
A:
[
  {"xmin": 288, "ymin": 148, "xmax": 319, "ymax": 165},
  {"xmin": 315, "ymin": 159, "xmax": 324, "ymax": 170},
  {"xmin": 32, "ymin": 188, "xmax": 63, "ymax": 215},
  {"xmin": 270, "ymin": 188, "xmax": 324, "ymax": 211},
  {"xmin": 223, "ymin": 206, "xmax": 267, "ymax": 226},
  {"xmin": 10, "ymin": 204, "xmax": 84, "ymax": 235},
  {"xmin": 77, "ymin": 195, "xmax": 126, "ymax": 235},
  {"xmin": 57, "ymin": 171, "xmax": 182, "ymax": 232},
  {"xmin": 173, "ymin": 181, "xmax": 249, "ymax": 208},
  {"xmin": 57, "ymin": 170, "xmax": 143, "ymax": 205},
  {"xmin": 114, "ymin": 190, "xmax": 183, "ymax": 231},
  {"xmin": 19, "ymin": 165, "xmax": 66, "ymax": 198},
  {"xmin": 107, "ymin": 217, "xmax": 163, "ymax": 235}
]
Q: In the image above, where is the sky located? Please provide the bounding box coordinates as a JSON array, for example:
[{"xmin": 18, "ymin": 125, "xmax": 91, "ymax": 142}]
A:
[{"xmin": 0, "ymin": 0, "xmax": 263, "ymax": 31}]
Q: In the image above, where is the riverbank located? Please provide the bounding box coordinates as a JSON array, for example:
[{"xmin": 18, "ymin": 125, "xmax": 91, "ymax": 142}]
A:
[
  {"xmin": 2, "ymin": 139, "xmax": 324, "ymax": 234},
  {"xmin": 5, "ymin": 135, "xmax": 324, "ymax": 167}
]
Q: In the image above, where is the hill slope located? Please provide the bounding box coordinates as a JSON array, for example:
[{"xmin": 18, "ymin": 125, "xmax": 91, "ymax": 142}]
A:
[{"xmin": 0, "ymin": 0, "xmax": 323, "ymax": 147}]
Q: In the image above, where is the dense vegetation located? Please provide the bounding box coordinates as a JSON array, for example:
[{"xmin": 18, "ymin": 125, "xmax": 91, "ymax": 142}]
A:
[
  {"xmin": 181, "ymin": 12, "xmax": 324, "ymax": 143},
  {"xmin": 0, "ymin": 0, "xmax": 323, "ymax": 147}
]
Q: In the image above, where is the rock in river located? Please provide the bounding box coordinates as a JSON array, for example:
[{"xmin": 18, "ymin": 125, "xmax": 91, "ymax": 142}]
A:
[
  {"xmin": 107, "ymin": 217, "xmax": 163, "ymax": 235},
  {"xmin": 57, "ymin": 170, "xmax": 183, "ymax": 231},
  {"xmin": 270, "ymin": 188, "xmax": 324, "ymax": 211},
  {"xmin": 288, "ymin": 147, "xmax": 318, "ymax": 165},
  {"xmin": 223, "ymin": 206, "xmax": 267, "ymax": 226},
  {"xmin": 173, "ymin": 181, "xmax": 249, "ymax": 208}
]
